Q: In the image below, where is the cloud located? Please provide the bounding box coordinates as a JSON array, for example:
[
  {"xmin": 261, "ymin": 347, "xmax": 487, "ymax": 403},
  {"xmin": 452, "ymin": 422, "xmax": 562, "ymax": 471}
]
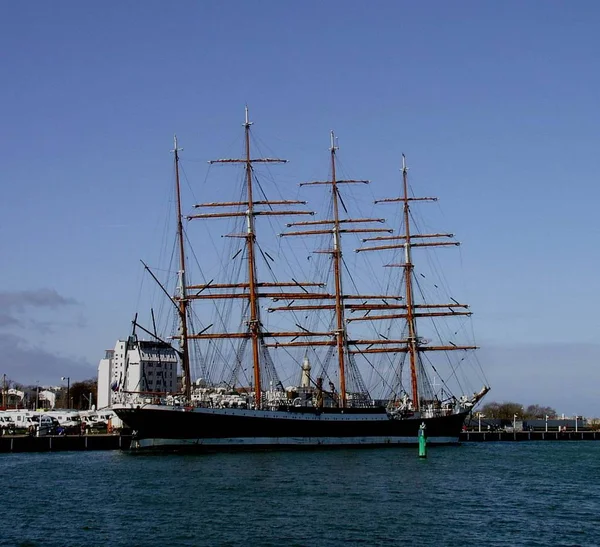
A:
[
  {"xmin": 0, "ymin": 332, "xmax": 95, "ymax": 386},
  {"xmin": 0, "ymin": 289, "xmax": 93, "ymax": 385},
  {"xmin": 0, "ymin": 288, "xmax": 81, "ymax": 334},
  {"xmin": 0, "ymin": 288, "xmax": 78, "ymax": 314},
  {"xmin": 0, "ymin": 313, "xmax": 21, "ymax": 328}
]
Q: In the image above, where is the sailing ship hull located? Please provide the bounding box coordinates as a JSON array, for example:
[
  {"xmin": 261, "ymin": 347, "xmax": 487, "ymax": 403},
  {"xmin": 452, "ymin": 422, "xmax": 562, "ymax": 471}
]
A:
[{"xmin": 114, "ymin": 406, "xmax": 468, "ymax": 451}]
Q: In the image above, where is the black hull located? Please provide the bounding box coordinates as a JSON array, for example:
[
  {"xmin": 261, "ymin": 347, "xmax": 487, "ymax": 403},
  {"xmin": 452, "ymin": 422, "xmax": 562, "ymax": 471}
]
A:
[{"xmin": 114, "ymin": 406, "xmax": 468, "ymax": 451}]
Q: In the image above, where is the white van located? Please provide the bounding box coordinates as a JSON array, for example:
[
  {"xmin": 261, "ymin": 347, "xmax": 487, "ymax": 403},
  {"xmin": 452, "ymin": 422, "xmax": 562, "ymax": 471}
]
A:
[
  {"xmin": 5, "ymin": 410, "xmax": 36, "ymax": 432},
  {"xmin": 0, "ymin": 414, "xmax": 16, "ymax": 434},
  {"xmin": 81, "ymin": 410, "xmax": 123, "ymax": 432},
  {"xmin": 3, "ymin": 411, "xmax": 55, "ymax": 436},
  {"xmin": 45, "ymin": 410, "xmax": 80, "ymax": 424}
]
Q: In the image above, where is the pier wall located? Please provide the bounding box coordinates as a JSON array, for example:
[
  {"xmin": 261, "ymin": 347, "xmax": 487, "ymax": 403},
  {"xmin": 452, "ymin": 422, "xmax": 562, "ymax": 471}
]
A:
[
  {"xmin": 460, "ymin": 431, "xmax": 600, "ymax": 442},
  {"xmin": 1, "ymin": 431, "xmax": 599, "ymax": 452},
  {"xmin": 0, "ymin": 434, "xmax": 132, "ymax": 453}
]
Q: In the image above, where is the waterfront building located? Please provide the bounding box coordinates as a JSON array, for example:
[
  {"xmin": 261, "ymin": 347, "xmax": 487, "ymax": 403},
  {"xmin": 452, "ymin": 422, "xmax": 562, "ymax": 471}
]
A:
[{"xmin": 97, "ymin": 338, "xmax": 178, "ymax": 409}]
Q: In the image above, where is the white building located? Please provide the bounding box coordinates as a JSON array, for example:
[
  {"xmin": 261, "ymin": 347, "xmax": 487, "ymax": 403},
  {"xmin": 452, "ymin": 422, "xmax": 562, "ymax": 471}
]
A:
[
  {"xmin": 97, "ymin": 337, "xmax": 179, "ymax": 408},
  {"xmin": 39, "ymin": 390, "xmax": 56, "ymax": 409}
]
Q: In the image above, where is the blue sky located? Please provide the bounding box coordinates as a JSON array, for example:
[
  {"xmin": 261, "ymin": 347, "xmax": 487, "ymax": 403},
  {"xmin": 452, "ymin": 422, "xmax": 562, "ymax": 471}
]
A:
[{"xmin": 1, "ymin": 1, "xmax": 599, "ymax": 415}]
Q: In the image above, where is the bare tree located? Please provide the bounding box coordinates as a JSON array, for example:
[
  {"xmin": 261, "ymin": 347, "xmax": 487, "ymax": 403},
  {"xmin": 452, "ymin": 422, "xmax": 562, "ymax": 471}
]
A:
[{"xmin": 481, "ymin": 401, "xmax": 557, "ymax": 420}]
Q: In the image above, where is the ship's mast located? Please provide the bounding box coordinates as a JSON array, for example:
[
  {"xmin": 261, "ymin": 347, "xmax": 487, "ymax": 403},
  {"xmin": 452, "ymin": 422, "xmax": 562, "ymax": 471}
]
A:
[
  {"xmin": 329, "ymin": 131, "xmax": 348, "ymax": 407},
  {"xmin": 356, "ymin": 154, "xmax": 477, "ymax": 411},
  {"xmin": 242, "ymin": 107, "xmax": 263, "ymax": 408},
  {"xmin": 279, "ymin": 133, "xmax": 394, "ymax": 406},
  {"xmin": 173, "ymin": 135, "xmax": 192, "ymax": 400},
  {"xmin": 187, "ymin": 107, "xmax": 314, "ymax": 409},
  {"xmin": 400, "ymin": 154, "xmax": 419, "ymax": 408}
]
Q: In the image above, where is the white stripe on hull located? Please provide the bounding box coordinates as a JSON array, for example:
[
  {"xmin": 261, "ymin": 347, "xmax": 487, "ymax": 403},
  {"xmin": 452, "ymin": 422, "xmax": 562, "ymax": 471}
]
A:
[{"xmin": 133, "ymin": 435, "xmax": 459, "ymax": 449}]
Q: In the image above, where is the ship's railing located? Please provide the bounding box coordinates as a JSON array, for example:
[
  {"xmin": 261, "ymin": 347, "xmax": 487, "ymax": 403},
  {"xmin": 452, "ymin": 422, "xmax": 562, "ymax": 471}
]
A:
[{"xmin": 113, "ymin": 386, "xmax": 397, "ymax": 411}]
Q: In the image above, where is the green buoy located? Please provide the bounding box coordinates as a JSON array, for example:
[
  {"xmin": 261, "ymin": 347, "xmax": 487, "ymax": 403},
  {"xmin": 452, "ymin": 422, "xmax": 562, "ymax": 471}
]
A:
[{"xmin": 418, "ymin": 422, "xmax": 427, "ymax": 458}]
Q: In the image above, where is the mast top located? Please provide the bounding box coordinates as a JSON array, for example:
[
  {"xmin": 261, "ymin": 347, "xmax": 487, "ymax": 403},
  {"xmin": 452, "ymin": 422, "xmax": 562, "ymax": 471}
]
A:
[
  {"xmin": 330, "ymin": 130, "xmax": 339, "ymax": 153},
  {"xmin": 171, "ymin": 134, "xmax": 183, "ymax": 154},
  {"xmin": 402, "ymin": 153, "xmax": 408, "ymax": 173},
  {"xmin": 244, "ymin": 105, "xmax": 253, "ymax": 128}
]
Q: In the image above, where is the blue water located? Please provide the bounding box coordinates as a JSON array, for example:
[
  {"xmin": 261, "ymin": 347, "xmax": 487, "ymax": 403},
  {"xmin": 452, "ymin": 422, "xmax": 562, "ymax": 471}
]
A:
[{"xmin": 1, "ymin": 442, "xmax": 599, "ymax": 546}]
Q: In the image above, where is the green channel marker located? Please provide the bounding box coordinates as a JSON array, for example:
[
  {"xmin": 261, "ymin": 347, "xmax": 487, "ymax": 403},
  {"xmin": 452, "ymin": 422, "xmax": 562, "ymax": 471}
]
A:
[{"xmin": 418, "ymin": 422, "xmax": 427, "ymax": 458}]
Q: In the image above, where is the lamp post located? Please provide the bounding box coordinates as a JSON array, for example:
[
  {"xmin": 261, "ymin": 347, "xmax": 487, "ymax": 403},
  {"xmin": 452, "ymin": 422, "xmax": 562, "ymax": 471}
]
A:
[
  {"xmin": 575, "ymin": 415, "xmax": 578, "ymax": 433},
  {"xmin": 61, "ymin": 376, "xmax": 70, "ymax": 409},
  {"xmin": 545, "ymin": 415, "xmax": 549, "ymax": 432},
  {"xmin": 513, "ymin": 413, "xmax": 518, "ymax": 430},
  {"xmin": 478, "ymin": 412, "xmax": 485, "ymax": 433},
  {"xmin": 35, "ymin": 381, "xmax": 39, "ymax": 410}
]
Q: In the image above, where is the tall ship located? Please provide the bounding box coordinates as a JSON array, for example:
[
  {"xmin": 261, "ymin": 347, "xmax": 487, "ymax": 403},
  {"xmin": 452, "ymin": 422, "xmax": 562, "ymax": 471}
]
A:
[{"xmin": 112, "ymin": 109, "xmax": 490, "ymax": 450}]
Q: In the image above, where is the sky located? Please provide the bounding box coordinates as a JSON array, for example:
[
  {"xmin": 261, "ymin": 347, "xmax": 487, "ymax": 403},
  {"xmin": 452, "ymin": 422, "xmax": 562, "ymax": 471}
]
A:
[{"xmin": 1, "ymin": 1, "xmax": 599, "ymax": 415}]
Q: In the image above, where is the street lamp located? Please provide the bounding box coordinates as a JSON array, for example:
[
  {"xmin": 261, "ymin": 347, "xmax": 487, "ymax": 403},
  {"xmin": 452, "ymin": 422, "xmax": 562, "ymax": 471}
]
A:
[
  {"xmin": 545, "ymin": 415, "xmax": 549, "ymax": 432},
  {"xmin": 478, "ymin": 412, "xmax": 485, "ymax": 433},
  {"xmin": 61, "ymin": 376, "xmax": 70, "ymax": 409},
  {"xmin": 513, "ymin": 413, "xmax": 518, "ymax": 430},
  {"xmin": 575, "ymin": 415, "xmax": 579, "ymax": 433}
]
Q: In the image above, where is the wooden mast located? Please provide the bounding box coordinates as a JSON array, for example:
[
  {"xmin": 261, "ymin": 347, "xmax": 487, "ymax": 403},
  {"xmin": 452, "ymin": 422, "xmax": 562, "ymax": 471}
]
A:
[
  {"xmin": 187, "ymin": 107, "xmax": 314, "ymax": 409},
  {"xmin": 173, "ymin": 135, "xmax": 192, "ymax": 400},
  {"xmin": 277, "ymin": 132, "xmax": 394, "ymax": 405},
  {"xmin": 243, "ymin": 106, "xmax": 263, "ymax": 408},
  {"xmin": 355, "ymin": 154, "xmax": 478, "ymax": 409},
  {"xmin": 400, "ymin": 154, "xmax": 419, "ymax": 410},
  {"xmin": 329, "ymin": 131, "xmax": 347, "ymax": 407}
]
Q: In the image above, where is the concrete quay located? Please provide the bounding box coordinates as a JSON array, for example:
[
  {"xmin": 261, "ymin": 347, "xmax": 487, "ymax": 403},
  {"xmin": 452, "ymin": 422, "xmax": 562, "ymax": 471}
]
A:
[
  {"xmin": 0, "ymin": 433, "xmax": 132, "ymax": 453},
  {"xmin": 460, "ymin": 430, "xmax": 600, "ymax": 442},
  {"xmin": 2, "ymin": 431, "xmax": 599, "ymax": 452}
]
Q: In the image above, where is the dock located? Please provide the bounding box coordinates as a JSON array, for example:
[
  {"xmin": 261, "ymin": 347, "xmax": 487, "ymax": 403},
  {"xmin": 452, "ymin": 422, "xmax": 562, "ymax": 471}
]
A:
[
  {"xmin": 460, "ymin": 431, "xmax": 600, "ymax": 441},
  {"xmin": 0, "ymin": 434, "xmax": 132, "ymax": 453},
  {"xmin": 1, "ymin": 431, "xmax": 599, "ymax": 453}
]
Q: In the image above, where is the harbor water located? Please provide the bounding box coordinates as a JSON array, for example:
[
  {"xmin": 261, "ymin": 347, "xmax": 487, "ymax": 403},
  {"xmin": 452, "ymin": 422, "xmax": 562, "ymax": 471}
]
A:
[{"xmin": 1, "ymin": 442, "xmax": 598, "ymax": 546}]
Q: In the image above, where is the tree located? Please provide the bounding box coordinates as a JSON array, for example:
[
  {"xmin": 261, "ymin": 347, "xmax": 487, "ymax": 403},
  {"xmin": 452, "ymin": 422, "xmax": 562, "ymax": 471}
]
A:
[
  {"xmin": 524, "ymin": 404, "xmax": 557, "ymax": 419},
  {"xmin": 480, "ymin": 401, "xmax": 523, "ymax": 420},
  {"xmin": 480, "ymin": 401, "xmax": 557, "ymax": 420},
  {"xmin": 69, "ymin": 379, "xmax": 98, "ymax": 410},
  {"xmin": 22, "ymin": 385, "xmax": 38, "ymax": 410},
  {"xmin": 588, "ymin": 418, "xmax": 600, "ymax": 431},
  {"xmin": 56, "ymin": 387, "xmax": 69, "ymax": 409}
]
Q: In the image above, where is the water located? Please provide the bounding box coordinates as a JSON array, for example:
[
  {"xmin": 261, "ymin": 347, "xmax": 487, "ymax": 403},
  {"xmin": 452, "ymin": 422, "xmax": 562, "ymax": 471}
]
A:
[{"xmin": 1, "ymin": 442, "xmax": 599, "ymax": 547}]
